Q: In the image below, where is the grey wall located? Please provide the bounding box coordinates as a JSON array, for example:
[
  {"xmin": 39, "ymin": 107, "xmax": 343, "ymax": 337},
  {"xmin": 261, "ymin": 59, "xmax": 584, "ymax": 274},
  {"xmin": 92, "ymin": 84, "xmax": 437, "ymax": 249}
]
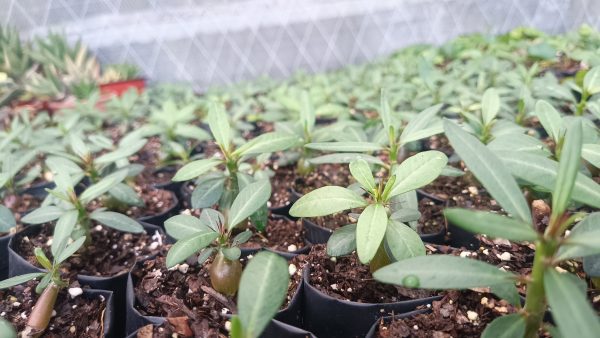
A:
[{"xmin": 1, "ymin": 0, "xmax": 599, "ymax": 90}]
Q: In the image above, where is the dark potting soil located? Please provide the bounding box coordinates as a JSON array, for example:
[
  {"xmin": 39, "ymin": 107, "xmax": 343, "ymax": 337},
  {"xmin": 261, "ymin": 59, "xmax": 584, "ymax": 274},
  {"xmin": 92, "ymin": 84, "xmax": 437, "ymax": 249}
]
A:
[
  {"xmin": 0, "ymin": 281, "xmax": 107, "ymax": 338},
  {"xmin": 425, "ymin": 135, "xmax": 454, "ymax": 157},
  {"xmin": 375, "ymin": 290, "xmax": 518, "ymax": 338},
  {"xmin": 417, "ymin": 198, "xmax": 445, "ymax": 235},
  {"xmin": 93, "ymin": 186, "xmax": 175, "ymax": 219},
  {"xmin": 304, "ymin": 244, "xmax": 436, "ymax": 303},
  {"xmin": 3, "ymin": 193, "xmax": 41, "ymax": 221},
  {"xmin": 239, "ymin": 217, "xmax": 306, "ymax": 252},
  {"xmin": 15, "ymin": 224, "xmax": 164, "ymax": 278},
  {"xmin": 309, "ymin": 213, "xmax": 352, "ymax": 231}
]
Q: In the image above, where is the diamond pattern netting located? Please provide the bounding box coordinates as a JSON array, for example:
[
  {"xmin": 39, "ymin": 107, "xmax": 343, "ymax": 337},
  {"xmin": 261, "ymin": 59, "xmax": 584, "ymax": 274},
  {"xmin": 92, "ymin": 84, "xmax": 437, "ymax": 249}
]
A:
[{"xmin": 1, "ymin": 0, "xmax": 599, "ymax": 90}]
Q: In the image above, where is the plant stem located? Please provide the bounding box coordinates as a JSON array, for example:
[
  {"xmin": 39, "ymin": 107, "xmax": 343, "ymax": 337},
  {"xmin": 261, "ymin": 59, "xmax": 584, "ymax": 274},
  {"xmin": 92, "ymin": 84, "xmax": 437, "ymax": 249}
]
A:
[
  {"xmin": 369, "ymin": 242, "xmax": 391, "ymax": 274},
  {"xmin": 523, "ymin": 240, "xmax": 548, "ymax": 337},
  {"xmin": 21, "ymin": 283, "xmax": 59, "ymax": 338},
  {"xmin": 575, "ymin": 90, "xmax": 589, "ymax": 116}
]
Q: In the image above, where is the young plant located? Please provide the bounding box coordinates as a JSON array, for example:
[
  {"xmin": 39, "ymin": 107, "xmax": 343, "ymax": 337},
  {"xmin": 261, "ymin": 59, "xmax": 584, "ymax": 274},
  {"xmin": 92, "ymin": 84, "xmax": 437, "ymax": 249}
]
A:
[
  {"xmin": 290, "ymin": 151, "xmax": 447, "ymax": 272},
  {"xmin": 572, "ymin": 66, "xmax": 600, "ymax": 116},
  {"xmin": 374, "ymin": 119, "xmax": 600, "ymax": 338},
  {"xmin": 0, "ymin": 235, "xmax": 85, "ymax": 337},
  {"xmin": 0, "ymin": 149, "xmax": 39, "ymax": 205},
  {"xmin": 100, "ymin": 63, "xmax": 139, "ymax": 83},
  {"xmin": 164, "ymin": 179, "xmax": 271, "ymax": 295},
  {"xmin": 0, "ymin": 204, "xmax": 15, "ymax": 235},
  {"xmin": 230, "ymin": 251, "xmax": 289, "ymax": 338}
]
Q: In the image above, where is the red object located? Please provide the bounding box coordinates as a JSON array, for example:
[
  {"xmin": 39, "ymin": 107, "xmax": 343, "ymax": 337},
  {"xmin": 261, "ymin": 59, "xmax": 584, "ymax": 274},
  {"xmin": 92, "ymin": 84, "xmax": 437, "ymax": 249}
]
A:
[{"xmin": 99, "ymin": 78, "xmax": 146, "ymax": 97}]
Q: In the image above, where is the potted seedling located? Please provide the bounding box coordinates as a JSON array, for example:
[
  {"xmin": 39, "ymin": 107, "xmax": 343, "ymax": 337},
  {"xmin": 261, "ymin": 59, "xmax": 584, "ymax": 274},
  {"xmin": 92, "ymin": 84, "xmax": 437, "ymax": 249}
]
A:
[
  {"xmin": 375, "ymin": 119, "xmax": 600, "ymax": 338},
  {"xmin": 99, "ymin": 63, "xmax": 145, "ymax": 97}
]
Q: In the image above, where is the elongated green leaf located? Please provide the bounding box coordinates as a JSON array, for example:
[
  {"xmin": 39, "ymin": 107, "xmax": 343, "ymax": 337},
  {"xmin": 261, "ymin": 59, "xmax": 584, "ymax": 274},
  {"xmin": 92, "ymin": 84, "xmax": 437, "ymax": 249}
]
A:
[
  {"xmin": 308, "ymin": 153, "xmax": 384, "ymax": 166},
  {"xmin": 552, "ymin": 119, "xmax": 582, "ymax": 217},
  {"xmin": 228, "ymin": 180, "xmax": 271, "ymax": 229},
  {"xmin": 34, "ymin": 247, "xmax": 52, "ymax": 270},
  {"xmin": 582, "ymin": 144, "xmax": 600, "ymax": 168},
  {"xmin": 51, "ymin": 210, "xmax": 78, "ymax": 257},
  {"xmin": 487, "ymin": 133, "xmax": 550, "ymax": 156},
  {"xmin": 300, "ymin": 90, "xmax": 315, "ymax": 133},
  {"xmin": 535, "ymin": 100, "xmax": 564, "ymax": 142},
  {"xmin": 222, "ymin": 246, "xmax": 241, "ymax": 260},
  {"xmin": 165, "ymin": 214, "xmax": 211, "ymax": 240},
  {"xmin": 234, "ymin": 132, "xmax": 301, "ymax": 157},
  {"xmin": 545, "ymin": 269, "xmax": 600, "ymax": 338},
  {"xmin": 556, "ymin": 213, "xmax": 600, "ymax": 260},
  {"xmin": 56, "ymin": 236, "xmax": 86, "ymax": 264},
  {"xmin": 584, "ymin": 66, "xmax": 600, "ymax": 95},
  {"xmin": 305, "ymin": 142, "xmax": 383, "ymax": 153},
  {"xmin": 385, "ymin": 220, "xmax": 425, "ymax": 262},
  {"xmin": 174, "ymin": 124, "xmax": 211, "ymax": 141},
  {"xmin": 388, "ymin": 151, "xmax": 447, "ymax": 197},
  {"xmin": 166, "ymin": 231, "xmax": 219, "ymax": 268},
  {"xmin": 0, "ymin": 273, "xmax": 45, "ymax": 289},
  {"xmin": 238, "ymin": 252, "xmax": 289, "ymax": 338},
  {"xmin": 0, "ymin": 317, "xmax": 16, "ymax": 338},
  {"xmin": 380, "ymin": 88, "xmax": 393, "ymax": 139},
  {"xmin": 45, "ymin": 156, "xmax": 83, "ymax": 175},
  {"xmin": 481, "ymin": 88, "xmax": 500, "ymax": 126},
  {"xmin": 172, "ymin": 158, "xmax": 221, "ymax": 182},
  {"xmin": 289, "ymin": 186, "xmax": 367, "ymax": 217},
  {"xmin": 90, "ymin": 211, "xmax": 144, "ymax": 233},
  {"xmin": 0, "ymin": 205, "xmax": 16, "ymax": 232},
  {"xmin": 349, "ymin": 159, "xmax": 375, "ymax": 192},
  {"xmin": 374, "ymin": 255, "xmax": 515, "ymax": 288},
  {"xmin": 95, "ymin": 138, "xmax": 147, "ymax": 164},
  {"xmin": 390, "ymin": 208, "xmax": 421, "ymax": 223},
  {"xmin": 200, "ymin": 209, "xmax": 225, "ymax": 232},
  {"xmin": 444, "ymin": 120, "xmax": 531, "ymax": 223},
  {"xmin": 80, "ymin": 170, "xmax": 128, "ymax": 204},
  {"xmin": 482, "ymin": 314, "xmax": 526, "ymax": 338},
  {"xmin": 21, "ymin": 206, "xmax": 64, "ymax": 224},
  {"xmin": 109, "ymin": 183, "xmax": 144, "ymax": 207},
  {"xmin": 400, "ymin": 104, "xmax": 443, "ymax": 145},
  {"xmin": 191, "ymin": 177, "xmax": 225, "ymax": 209},
  {"xmin": 208, "ymin": 101, "xmax": 231, "ymax": 150},
  {"xmin": 327, "ymin": 224, "xmax": 357, "ymax": 257},
  {"xmin": 444, "ymin": 208, "xmax": 538, "ymax": 242},
  {"xmin": 356, "ymin": 204, "xmax": 388, "ymax": 264}
]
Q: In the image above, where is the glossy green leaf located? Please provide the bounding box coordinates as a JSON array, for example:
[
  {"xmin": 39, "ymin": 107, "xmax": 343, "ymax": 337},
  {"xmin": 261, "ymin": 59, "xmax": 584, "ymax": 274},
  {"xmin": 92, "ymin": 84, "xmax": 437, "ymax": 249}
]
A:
[
  {"xmin": 55, "ymin": 236, "xmax": 86, "ymax": 264},
  {"xmin": 388, "ymin": 151, "xmax": 448, "ymax": 197},
  {"xmin": 191, "ymin": 177, "xmax": 225, "ymax": 209},
  {"xmin": 583, "ymin": 66, "xmax": 600, "ymax": 95},
  {"xmin": 199, "ymin": 209, "xmax": 224, "ymax": 232},
  {"xmin": 228, "ymin": 180, "xmax": 271, "ymax": 229},
  {"xmin": 90, "ymin": 211, "xmax": 144, "ymax": 233},
  {"xmin": 444, "ymin": 120, "xmax": 531, "ymax": 223},
  {"xmin": 50, "ymin": 209, "xmax": 78, "ymax": 257},
  {"xmin": 109, "ymin": 183, "xmax": 144, "ymax": 207},
  {"xmin": 238, "ymin": 252, "xmax": 289, "ymax": 338},
  {"xmin": 80, "ymin": 169, "xmax": 128, "ymax": 204},
  {"xmin": 535, "ymin": 100, "xmax": 564, "ymax": 142},
  {"xmin": 487, "ymin": 133, "xmax": 550, "ymax": 156},
  {"xmin": 349, "ymin": 159, "xmax": 375, "ymax": 192},
  {"xmin": 556, "ymin": 213, "xmax": 600, "ymax": 260},
  {"xmin": 166, "ymin": 231, "xmax": 219, "ymax": 268},
  {"xmin": 165, "ymin": 214, "xmax": 211, "ymax": 240},
  {"xmin": 197, "ymin": 248, "xmax": 215, "ymax": 265},
  {"xmin": 545, "ymin": 269, "xmax": 600, "ymax": 338},
  {"xmin": 481, "ymin": 88, "xmax": 500, "ymax": 126},
  {"xmin": 21, "ymin": 206, "xmax": 64, "ymax": 224},
  {"xmin": 390, "ymin": 208, "xmax": 421, "ymax": 223},
  {"xmin": 289, "ymin": 186, "xmax": 367, "ymax": 217},
  {"xmin": 327, "ymin": 224, "xmax": 357, "ymax": 257},
  {"xmin": 400, "ymin": 104, "xmax": 443, "ymax": 145},
  {"xmin": 582, "ymin": 144, "xmax": 600, "ymax": 168},
  {"xmin": 356, "ymin": 204, "xmax": 388, "ymax": 264},
  {"xmin": 234, "ymin": 132, "xmax": 301, "ymax": 156},
  {"xmin": 305, "ymin": 142, "xmax": 383, "ymax": 153},
  {"xmin": 207, "ymin": 101, "xmax": 231, "ymax": 150},
  {"xmin": 172, "ymin": 158, "xmax": 221, "ymax": 182},
  {"xmin": 481, "ymin": 314, "xmax": 526, "ymax": 338},
  {"xmin": 0, "ymin": 273, "xmax": 45, "ymax": 290},
  {"xmin": 34, "ymin": 247, "xmax": 52, "ymax": 270},
  {"xmin": 374, "ymin": 255, "xmax": 515, "ymax": 289},
  {"xmin": 222, "ymin": 246, "xmax": 241, "ymax": 260},
  {"xmin": 380, "ymin": 88, "xmax": 393, "ymax": 139},
  {"xmin": 95, "ymin": 138, "xmax": 147, "ymax": 164},
  {"xmin": 232, "ymin": 230, "xmax": 253, "ymax": 246},
  {"xmin": 384, "ymin": 220, "xmax": 425, "ymax": 262},
  {"xmin": 444, "ymin": 208, "xmax": 537, "ymax": 242},
  {"xmin": 552, "ymin": 119, "xmax": 582, "ymax": 217},
  {"xmin": 0, "ymin": 205, "xmax": 16, "ymax": 232}
]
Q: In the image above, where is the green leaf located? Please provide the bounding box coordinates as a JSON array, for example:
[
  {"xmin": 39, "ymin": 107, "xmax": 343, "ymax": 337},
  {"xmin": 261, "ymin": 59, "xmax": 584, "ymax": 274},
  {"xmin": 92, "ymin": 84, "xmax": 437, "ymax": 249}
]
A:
[
  {"xmin": 172, "ymin": 158, "xmax": 221, "ymax": 182},
  {"xmin": 583, "ymin": 66, "xmax": 600, "ymax": 95},
  {"xmin": 69, "ymin": 134, "xmax": 90, "ymax": 159},
  {"xmin": 109, "ymin": 183, "xmax": 144, "ymax": 207},
  {"xmin": 166, "ymin": 231, "xmax": 219, "ymax": 268},
  {"xmin": 289, "ymin": 186, "xmax": 367, "ymax": 217},
  {"xmin": 34, "ymin": 247, "xmax": 52, "ymax": 270},
  {"xmin": 374, "ymin": 255, "xmax": 515, "ymax": 289},
  {"xmin": 0, "ymin": 273, "xmax": 45, "ymax": 289},
  {"xmin": 51, "ymin": 209, "xmax": 78, "ymax": 257},
  {"xmin": 552, "ymin": 119, "xmax": 582, "ymax": 217},
  {"xmin": 80, "ymin": 169, "xmax": 128, "ymax": 204},
  {"xmin": 356, "ymin": 204, "xmax": 388, "ymax": 264},
  {"xmin": 390, "ymin": 208, "xmax": 421, "ymax": 223},
  {"xmin": 55, "ymin": 236, "xmax": 86, "ymax": 264},
  {"xmin": 300, "ymin": 90, "xmax": 316, "ymax": 133},
  {"xmin": 230, "ymin": 315, "xmax": 243, "ymax": 338},
  {"xmin": 249, "ymin": 204, "xmax": 268, "ymax": 232},
  {"xmin": 349, "ymin": 159, "xmax": 375, "ymax": 192},
  {"xmin": 0, "ymin": 205, "xmax": 16, "ymax": 232},
  {"xmin": 174, "ymin": 124, "xmax": 211, "ymax": 141},
  {"xmin": 191, "ymin": 177, "xmax": 225, "ymax": 209},
  {"xmin": 21, "ymin": 206, "xmax": 63, "ymax": 224},
  {"xmin": 482, "ymin": 314, "xmax": 526, "ymax": 338},
  {"xmin": 556, "ymin": 213, "xmax": 600, "ymax": 260},
  {"xmin": 238, "ymin": 252, "xmax": 289, "ymax": 338},
  {"xmin": 228, "ymin": 180, "xmax": 271, "ymax": 229},
  {"xmin": 535, "ymin": 100, "xmax": 564, "ymax": 142},
  {"xmin": 95, "ymin": 138, "xmax": 147, "ymax": 164},
  {"xmin": 89, "ymin": 211, "xmax": 144, "ymax": 233},
  {"xmin": 207, "ymin": 101, "xmax": 231, "ymax": 150},
  {"xmin": 444, "ymin": 120, "xmax": 531, "ymax": 223},
  {"xmin": 582, "ymin": 144, "xmax": 600, "ymax": 168},
  {"xmin": 308, "ymin": 153, "xmax": 384, "ymax": 166},
  {"xmin": 400, "ymin": 104, "xmax": 443, "ymax": 145},
  {"xmin": 45, "ymin": 156, "xmax": 83, "ymax": 175},
  {"xmin": 199, "ymin": 209, "xmax": 225, "ymax": 232},
  {"xmin": 197, "ymin": 248, "xmax": 215, "ymax": 265},
  {"xmin": 545, "ymin": 269, "xmax": 600, "ymax": 338},
  {"xmin": 481, "ymin": 88, "xmax": 500, "ymax": 126},
  {"xmin": 0, "ymin": 318, "xmax": 16, "ymax": 338},
  {"xmin": 326, "ymin": 224, "xmax": 357, "ymax": 257},
  {"xmin": 444, "ymin": 208, "xmax": 538, "ymax": 242},
  {"xmin": 165, "ymin": 214, "xmax": 211, "ymax": 240},
  {"xmin": 487, "ymin": 134, "xmax": 550, "ymax": 157},
  {"xmin": 232, "ymin": 230, "xmax": 253, "ymax": 246},
  {"xmin": 234, "ymin": 132, "xmax": 301, "ymax": 157},
  {"xmin": 222, "ymin": 246, "xmax": 242, "ymax": 260},
  {"xmin": 384, "ymin": 220, "xmax": 425, "ymax": 262},
  {"xmin": 305, "ymin": 142, "xmax": 383, "ymax": 153},
  {"xmin": 388, "ymin": 151, "xmax": 448, "ymax": 197},
  {"xmin": 380, "ymin": 88, "xmax": 393, "ymax": 139}
]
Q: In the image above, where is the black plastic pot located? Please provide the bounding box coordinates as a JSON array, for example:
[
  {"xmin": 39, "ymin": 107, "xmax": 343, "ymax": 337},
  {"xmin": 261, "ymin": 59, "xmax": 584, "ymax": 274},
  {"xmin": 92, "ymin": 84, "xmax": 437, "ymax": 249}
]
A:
[
  {"xmin": 136, "ymin": 189, "xmax": 180, "ymax": 227},
  {"xmin": 8, "ymin": 222, "xmax": 165, "ymax": 338},
  {"xmin": 301, "ymin": 267, "xmax": 441, "ymax": 338},
  {"xmin": 150, "ymin": 166, "xmax": 182, "ymax": 195},
  {"xmin": 364, "ymin": 308, "xmax": 431, "ymax": 338},
  {"xmin": 21, "ymin": 181, "xmax": 55, "ymax": 199},
  {"xmin": 0, "ymin": 233, "xmax": 12, "ymax": 280},
  {"xmin": 85, "ymin": 288, "xmax": 116, "ymax": 338}
]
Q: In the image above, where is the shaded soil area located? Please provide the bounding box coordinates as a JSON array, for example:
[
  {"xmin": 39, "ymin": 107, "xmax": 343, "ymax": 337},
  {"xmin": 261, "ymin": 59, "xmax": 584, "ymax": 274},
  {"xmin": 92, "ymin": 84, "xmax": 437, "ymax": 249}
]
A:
[{"xmin": 239, "ymin": 216, "xmax": 306, "ymax": 252}]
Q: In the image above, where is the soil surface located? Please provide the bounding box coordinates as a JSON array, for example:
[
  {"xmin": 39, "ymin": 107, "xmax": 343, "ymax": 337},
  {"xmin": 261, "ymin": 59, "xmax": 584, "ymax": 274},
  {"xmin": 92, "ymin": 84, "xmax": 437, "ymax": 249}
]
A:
[
  {"xmin": 425, "ymin": 135, "xmax": 454, "ymax": 157},
  {"xmin": 0, "ymin": 281, "xmax": 107, "ymax": 338},
  {"xmin": 417, "ymin": 198, "xmax": 445, "ymax": 235},
  {"xmin": 3, "ymin": 193, "xmax": 41, "ymax": 222},
  {"xmin": 239, "ymin": 216, "xmax": 306, "ymax": 252},
  {"xmin": 308, "ymin": 212, "xmax": 353, "ymax": 231},
  {"xmin": 91, "ymin": 186, "xmax": 176, "ymax": 219},
  {"xmin": 375, "ymin": 290, "xmax": 518, "ymax": 338},
  {"xmin": 15, "ymin": 224, "xmax": 164, "ymax": 278},
  {"xmin": 304, "ymin": 245, "xmax": 435, "ymax": 303}
]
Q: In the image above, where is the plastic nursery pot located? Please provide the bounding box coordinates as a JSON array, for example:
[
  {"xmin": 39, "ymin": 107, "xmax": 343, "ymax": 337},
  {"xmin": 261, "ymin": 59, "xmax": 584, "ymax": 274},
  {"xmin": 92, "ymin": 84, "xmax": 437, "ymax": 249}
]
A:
[
  {"xmin": 85, "ymin": 288, "xmax": 116, "ymax": 338},
  {"xmin": 99, "ymin": 78, "xmax": 146, "ymax": 97},
  {"xmin": 20, "ymin": 181, "xmax": 56, "ymax": 200},
  {"xmin": 0, "ymin": 233, "xmax": 12, "ymax": 279},
  {"xmin": 150, "ymin": 166, "xmax": 183, "ymax": 195},
  {"xmin": 258, "ymin": 215, "xmax": 312, "ymax": 260},
  {"xmin": 8, "ymin": 222, "xmax": 166, "ymax": 338},
  {"xmin": 136, "ymin": 190, "xmax": 181, "ymax": 227},
  {"xmin": 301, "ymin": 267, "xmax": 441, "ymax": 338},
  {"xmin": 364, "ymin": 308, "xmax": 432, "ymax": 338}
]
